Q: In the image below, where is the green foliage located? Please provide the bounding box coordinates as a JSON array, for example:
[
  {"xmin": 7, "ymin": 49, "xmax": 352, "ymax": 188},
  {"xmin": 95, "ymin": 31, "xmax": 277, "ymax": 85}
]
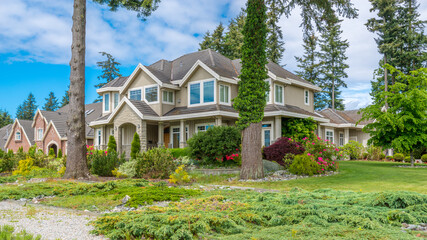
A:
[
  {"xmin": 16, "ymin": 93, "xmax": 37, "ymax": 120},
  {"xmin": 48, "ymin": 148, "xmax": 55, "ymax": 157},
  {"xmin": 282, "ymin": 117, "xmax": 317, "ymax": 141},
  {"xmin": 359, "ymin": 66, "xmax": 427, "ymax": 159},
  {"xmin": 136, "ymin": 148, "xmax": 176, "ymax": 179},
  {"xmin": 57, "ymin": 149, "xmax": 63, "ymax": 159},
  {"xmin": 107, "ymin": 135, "xmax": 117, "ymax": 153},
  {"xmin": 0, "ymin": 225, "xmax": 42, "ymax": 240},
  {"xmin": 130, "ymin": 132, "xmax": 140, "ymax": 159},
  {"xmin": 421, "ymin": 154, "xmax": 427, "ymax": 163},
  {"xmin": 90, "ymin": 150, "xmax": 123, "ymax": 177},
  {"xmin": 0, "ymin": 109, "xmax": 12, "ymax": 128},
  {"xmin": 92, "ymin": 0, "xmax": 161, "ymax": 21},
  {"xmin": 367, "ymin": 145, "xmax": 383, "ymax": 161},
  {"xmin": 12, "ymin": 158, "xmax": 34, "ymax": 176},
  {"xmin": 289, "ymin": 154, "xmax": 319, "ymax": 176},
  {"xmin": 265, "ymin": 0, "xmax": 285, "ymax": 64},
  {"xmin": 393, "ymin": 153, "xmax": 405, "ymax": 162},
  {"xmin": 169, "ymin": 165, "xmax": 191, "ymax": 185},
  {"xmin": 43, "ymin": 91, "xmax": 59, "ymax": 111},
  {"xmin": 94, "ymin": 52, "xmax": 122, "ymax": 89},
  {"xmin": 169, "ymin": 147, "xmax": 190, "ymax": 159},
  {"xmin": 233, "ymin": 0, "xmax": 268, "ymax": 129},
  {"xmin": 341, "ymin": 140, "xmax": 364, "ymax": 160},
  {"xmin": 0, "ymin": 151, "xmax": 17, "ymax": 173},
  {"xmin": 380, "ymin": 153, "xmax": 386, "ymax": 160},
  {"xmin": 59, "ymin": 87, "xmax": 69, "ymax": 108},
  {"xmin": 116, "ymin": 159, "xmax": 138, "ymax": 178},
  {"xmin": 188, "ymin": 126, "xmax": 241, "ymax": 165}
]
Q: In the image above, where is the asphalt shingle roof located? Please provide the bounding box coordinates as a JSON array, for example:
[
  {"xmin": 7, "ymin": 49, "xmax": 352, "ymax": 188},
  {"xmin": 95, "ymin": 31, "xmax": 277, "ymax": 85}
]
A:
[
  {"xmin": 18, "ymin": 120, "xmax": 35, "ymax": 145},
  {"xmin": 0, "ymin": 124, "xmax": 12, "ymax": 151},
  {"xmin": 317, "ymin": 109, "xmax": 373, "ymax": 125}
]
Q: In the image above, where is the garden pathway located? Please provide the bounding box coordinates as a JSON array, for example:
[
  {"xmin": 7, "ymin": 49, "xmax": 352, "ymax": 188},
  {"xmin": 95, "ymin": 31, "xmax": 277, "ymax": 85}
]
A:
[{"xmin": 0, "ymin": 200, "xmax": 107, "ymax": 240}]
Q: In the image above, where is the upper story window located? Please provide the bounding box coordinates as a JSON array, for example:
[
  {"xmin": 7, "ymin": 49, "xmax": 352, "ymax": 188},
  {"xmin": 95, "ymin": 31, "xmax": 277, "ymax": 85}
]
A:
[
  {"xmin": 145, "ymin": 85, "xmax": 158, "ymax": 103},
  {"xmin": 326, "ymin": 130, "xmax": 334, "ymax": 143},
  {"xmin": 37, "ymin": 129, "xmax": 43, "ymax": 141},
  {"xmin": 189, "ymin": 80, "xmax": 215, "ymax": 106},
  {"xmin": 265, "ymin": 80, "xmax": 271, "ymax": 104},
  {"xmin": 219, "ymin": 84, "xmax": 230, "ymax": 104},
  {"xmin": 275, "ymin": 84, "xmax": 284, "ymax": 104},
  {"xmin": 196, "ymin": 123, "xmax": 214, "ymax": 133},
  {"xmin": 304, "ymin": 90, "xmax": 309, "ymax": 105},
  {"xmin": 129, "ymin": 89, "xmax": 142, "ymax": 101},
  {"xmin": 114, "ymin": 93, "xmax": 119, "ymax": 109},
  {"xmin": 104, "ymin": 93, "xmax": 110, "ymax": 112},
  {"xmin": 15, "ymin": 131, "xmax": 21, "ymax": 141},
  {"xmin": 162, "ymin": 90, "xmax": 174, "ymax": 104}
]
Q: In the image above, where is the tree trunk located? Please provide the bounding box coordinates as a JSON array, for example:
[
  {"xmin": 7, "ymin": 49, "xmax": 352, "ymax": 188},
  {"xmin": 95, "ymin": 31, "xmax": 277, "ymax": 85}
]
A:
[
  {"xmin": 410, "ymin": 151, "xmax": 414, "ymax": 168},
  {"xmin": 64, "ymin": 0, "xmax": 90, "ymax": 179},
  {"xmin": 240, "ymin": 122, "xmax": 264, "ymax": 180}
]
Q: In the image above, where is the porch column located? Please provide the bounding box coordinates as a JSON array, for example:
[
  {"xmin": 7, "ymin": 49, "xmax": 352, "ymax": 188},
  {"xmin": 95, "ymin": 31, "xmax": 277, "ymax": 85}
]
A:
[
  {"xmin": 158, "ymin": 122, "xmax": 164, "ymax": 147},
  {"xmin": 215, "ymin": 116, "xmax": 222, "ymax": 126},
  {"xmin": 188, "ymin": 121, "xmax": 195, "ymax": 139},
  {"xmin": 344, "ymin": 128, "xmax": 349, "ymax": 145},
  {"xmin": 102, "ymin": 126, "xmax": 106, "ymax": 149},
  {"xmin": 139, "ymin": 120, "xmax": 147, "ymax": 152},
  {"xmin": 317, "ymin": 123, "xmax": 321, "ymax": 137},
  {"xmin": 115, "ymin": 125, "xmax": 122, "ymax": 154},
  {"xmin": 274, "ymin": 116, "xmax": 282, "ymax": 141},
  {"xmin": 179, "ymin": 120, "xmax": 186, "ymax": 148}
]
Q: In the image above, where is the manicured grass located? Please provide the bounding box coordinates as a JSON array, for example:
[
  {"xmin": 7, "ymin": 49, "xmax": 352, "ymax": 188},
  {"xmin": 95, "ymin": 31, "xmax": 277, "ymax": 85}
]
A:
[{"xmin": 195, "ymin": 161, "xmax": 427, "ymax": 193}]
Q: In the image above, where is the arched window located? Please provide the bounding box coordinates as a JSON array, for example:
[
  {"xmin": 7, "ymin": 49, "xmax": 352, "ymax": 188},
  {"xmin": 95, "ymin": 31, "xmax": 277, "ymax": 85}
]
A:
[{"xmin": 15, "ymin": 131, "xmax": 21, "ymax": 141}]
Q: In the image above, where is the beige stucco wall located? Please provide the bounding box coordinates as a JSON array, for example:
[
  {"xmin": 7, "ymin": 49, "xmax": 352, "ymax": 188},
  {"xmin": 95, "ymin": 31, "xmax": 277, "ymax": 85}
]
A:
[
  {"xmin": 178, "ymin": 67, "xmax": 216, "ymax": 108},
  {"xmin": 284, "ymin": 85, "xmax": 314, "ymax": 112}
]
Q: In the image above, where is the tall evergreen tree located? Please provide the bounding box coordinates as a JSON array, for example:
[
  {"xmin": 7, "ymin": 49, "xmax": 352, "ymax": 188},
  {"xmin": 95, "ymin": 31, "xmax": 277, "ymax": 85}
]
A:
[
  {"xmin": 199, "ymin": 23, "xmax": 225, "ymax": 54},
  {"xmin": 266, "ymin": 0, "xmax": 285, "ymax": 64},
  {"xmin": 43, "ymin": 92, "xmax": 59, "ymax": 111},
  {"xmin": 223, "ymin": 12, "xmax": 246, "ymax": 59},
  {"xmin": 234, "ymin": 0, "xmax": 268, "ymax": 180},
  {"xmin": 0, "ymin": 109, "xmax": 13, "ymax": 128},
  {"xmin": 317, "ymin": 17, "xmax": 349, "ymax": 110},
  {"xmin": 16, "ymin": 93, "xmax": 38, "ymax": 120},
  {"xmin": 65, "ymin": 0, "xmax": 160, "ymax": 179},
  {"xmin": 94, "ymin": 52, "xmax": 122, "ymax": 102},
  {"xmin": 60, "ymin": 88, "xmax": 70, "ymax": 108}
]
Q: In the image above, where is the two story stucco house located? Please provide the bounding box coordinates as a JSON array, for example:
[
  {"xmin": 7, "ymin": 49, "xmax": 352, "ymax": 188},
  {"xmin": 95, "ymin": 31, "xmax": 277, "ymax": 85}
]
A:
[{"xmin": 90, "ymin": 49, "xmax": 355, "ymax": 156}]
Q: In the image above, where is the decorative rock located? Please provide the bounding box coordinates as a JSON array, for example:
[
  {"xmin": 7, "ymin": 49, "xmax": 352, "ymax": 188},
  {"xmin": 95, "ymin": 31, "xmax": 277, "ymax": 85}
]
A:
[{"xmin": 121, "ymin": 195, "xmax": 131, "ymax": 204}]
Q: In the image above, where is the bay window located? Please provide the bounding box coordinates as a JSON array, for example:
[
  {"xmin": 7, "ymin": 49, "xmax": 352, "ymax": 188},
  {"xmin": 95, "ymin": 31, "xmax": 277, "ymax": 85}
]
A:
[
  {"xmin": 104, "ymin": 93, "xmax": 110, "ymax": 112},
  {"xmin": 189, "ymin": 80, "xmax": 215, "ymax": 106}
]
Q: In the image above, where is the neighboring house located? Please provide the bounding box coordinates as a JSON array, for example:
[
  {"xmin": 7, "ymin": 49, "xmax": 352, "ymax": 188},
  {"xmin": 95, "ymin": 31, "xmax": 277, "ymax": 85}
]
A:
[
  {"xmin": 4, "ymin": 103, "xmax": 102, "ymax": 155},
  {"xmin": 316, "ymin": 108, "xmax": 373, "ymax": 147},
  {"xmin": 89, "ymin": 49, "xmax": 330, "ymax": 156},
  {"xmin": 4, "ymin": 119, "xmax": 34, "ymax": 153},
  {"xmin": 0, "ymin": 124, "xmax": 13, "ymax": 152}
]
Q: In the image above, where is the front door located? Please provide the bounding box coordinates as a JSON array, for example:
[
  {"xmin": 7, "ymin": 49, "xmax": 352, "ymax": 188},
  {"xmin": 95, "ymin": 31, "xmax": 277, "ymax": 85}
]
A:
[
  {"xmin": 262, "ymin": 123, "xmax": 272, "ymax": 147},
  {"xmin": 172, "ymin": 127, "xmax": 180, "ymax": 148}
]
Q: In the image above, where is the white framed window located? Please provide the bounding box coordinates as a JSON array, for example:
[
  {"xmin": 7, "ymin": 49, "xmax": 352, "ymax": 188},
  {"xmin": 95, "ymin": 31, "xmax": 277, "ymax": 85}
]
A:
[
  {"xmin": 37, "ymin": 128, "xmax": 43, "ymax": 141},
  {"xmin": 162, "ymin": 90, "xmax": 174, "ymax": 104},
  {"xmin": 103, "ymin": 93, "xmax": 110, "ymax": 112},
  {"xmin": 265, "ymin": 79, "xmax": 271, "ymax": 104},
  {"xmin": 326, "ymin": 129, "xmax": 334, "ymax": 143},
  {"xmin": 195, "ymin": 123, "xmax": 215, "ymax": 133},
  {"xmin": 339, "ymin": 132, "xmax": 344, "ymax": 146},
  {"xmin": 113, "ymin": 93, "xmax": 119, "ymax": 109},
  {"xmin": 274, "ymin": 84, "xmax": 284, "ymax": 105},
  {"xmin": 262, "ymin": 123, "xmax": 272, "ymax": 147},
  {"xmin": 97, "ymin": 129, "xmax": 102, "ymax": 146},
  {"xmin": 129, "ymin": 88, "xmax": 142, "ymax": 101},
  {"xmin": 219, "ymin": 84, "xmax": 230, "ymax": 104},
  {"xmin": 144, "ymin": 85, "xmax": 159, "ymax": 103},
  {"xmin": 188, "ymin": 79, "xmax": 216, "ymax": 106},
  {"xmin": 304, "ymin": 90, "xmax": 310, "ymax": 105},
  {"xmin": 15, "ymin": 131, "xmax": 21, "ymax": 141}
]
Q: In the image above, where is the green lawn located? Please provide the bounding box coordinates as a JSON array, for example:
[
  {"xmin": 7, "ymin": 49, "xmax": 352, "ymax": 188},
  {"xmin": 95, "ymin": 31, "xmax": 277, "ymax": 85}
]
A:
[{"xmin": 195, "ymin": 161, "xmax": 427, "ymax": 193}]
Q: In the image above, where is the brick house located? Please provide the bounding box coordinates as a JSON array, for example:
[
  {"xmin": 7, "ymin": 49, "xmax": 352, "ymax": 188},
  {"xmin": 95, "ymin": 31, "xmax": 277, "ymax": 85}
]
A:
[{"xmin": 4, "ymin": 119, "xmax": 34, "ymax": 153}]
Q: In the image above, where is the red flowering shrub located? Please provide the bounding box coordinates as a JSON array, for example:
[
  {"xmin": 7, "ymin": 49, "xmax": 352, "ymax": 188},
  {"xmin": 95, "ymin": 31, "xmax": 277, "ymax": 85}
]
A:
[
  {"xmin": 300, "ymin": 135, "xmax": 343, "ymax": 173},
  {"xmin": 263, "ymin": 137, "xmax": 305, "ymax": 166}
]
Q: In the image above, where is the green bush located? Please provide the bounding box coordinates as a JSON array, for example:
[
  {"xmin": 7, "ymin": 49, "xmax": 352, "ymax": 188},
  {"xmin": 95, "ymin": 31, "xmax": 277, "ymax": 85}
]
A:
[
  {"xmin": 281, "ymin": 117, "xmax": 317, "ymax": 141},
  {"xmin": 107, "ymin": 135, "xmax": 117, "ymax": 153},
  {"xmin": 28, "ymin": 145, "xmax": 37, "ymax": 159},
  {"xmin": 58, "ymin": 149, "xmax": 63, "ymax": 159},
  {"xmin": 48, "ymin": 148, "xmax": 55, "ymax": 157},
  {"xmin": 341, "ymin": 141, "xmax": 364, "ymax": 160},
  {"xmin": 289, "ymin": 154, "xmax": 319, "ymax": 176},
  {"xmin": 362, "ymin": 152, "xmax": 369, "ymax": 159},
  {"xmin": 116, "ymin": 159, "xmax": 138, "ymax": 178},
  {"xmin": 169, "ymin": 147, "xmax": 190, "ymax": 159},
  {"xmin": 0, "ymin": 152, "xmax": 17, "ymax": 173},
  {"xmin": 404, "ymin": 156, "xmax": 411, "ymax": 163},
  {"xmin": 380, "ymin": 153, "xmax": 386, "ymax": 160},
  {"xmin": 421, "ymin": 154, "xmax": 427, "ymax": 163},
  {"xmin": 367, "ymin": 145, "xmax": 383, "ymax": 161},
  {"xmin": 0, "ymin": 225, "xmax": 42, "ymax": 240},
  {"xmin": 136, "ymin": 148, "xmax": 176, "ymax": 179},
  {"xmin": 393, "ymin": 153, "xmax": 405, "ymax": 162},
  {"xmin": 187, "ymin": 126, "xmax": 241, "ymax": 165},
  {"xmin": 130, "ymin": 133, "xmax": 140, "ymax": 159},
  {"xmin": 91, "ymin": 151, "xmax": 123, "ymax": 177},
  {"xmin": 386, "ymin": 156, "xmax": 393, "ymax": 161}
]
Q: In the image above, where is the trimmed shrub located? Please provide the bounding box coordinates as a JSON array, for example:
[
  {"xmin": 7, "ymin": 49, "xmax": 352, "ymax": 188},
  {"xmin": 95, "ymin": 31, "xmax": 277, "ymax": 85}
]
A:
[
  {"xmin": 91, "ymin": 151, "xmax": 122, "ymax": 177},
  {"xmin": 386, "ymin": 156, "xmax": 393, "ymax": 161},
  {"xmin": 57, "ymin": 149, "xmax": 63, "ymax": 159},
  {"xmin": 48, "ymin": 148, "xmax": 55, "ymax": 157},
  {"xmin": 393, "ymin": 153, "xmax": 405, "ymax": 162},
  {"xmin": 116, "ymin": 159, "xmax": 138, "ymax": 178},
  {"xmin": 107, "ymin": 135, "xmax": 117, "ymax": 153},
  {"xmin": 341, "ymin": 141, "xmax": 364, "ymax": 160},
  {"xmin": 362, "ymin": 152, "xmax": 369, "ymax": 159},
  {"xmin": 169, "ymin": 165, "xmax": 190, "ymax": 184},
  {"xmin": 404, "ymin": 156, "xmax": 411, "ymax": 163},
  {"xmin": 380, "ymin": 153, "xmax": 386, "ymax": 160},
  {"xmin": 281, "ymin": 117, "xmax": 317, "ymax": 142},
  {"xmin": 169, "ymin": 148, "xmax": 190, "ymax": 159},
  {"xmin": 130, "ymin": 133, "xmax": 140, "ymax": 159},
  {"xmin": 136, "ymin": 148, "xmax": 176, "ymax": 179},
  {"xmin": 288, "ymin": 154, "xmax": 319, "ymax": 176},
  {"xmin": 12, "ymin": 158, "xmax": 34, "ymax": 176},
  {"xmin": 421, "ymin": 154, "xmax": 427, "ymax": 163},
  {"xmin": 187, "ymin": 126, "xmax": 241, "ymax": 165},
  {"xmin": 367, "ymin": 145, "xmax": 383, "ymax": 161},
  {"xmin": 263, "ymin": 137, "xmax": 305, "ymax": 166}
]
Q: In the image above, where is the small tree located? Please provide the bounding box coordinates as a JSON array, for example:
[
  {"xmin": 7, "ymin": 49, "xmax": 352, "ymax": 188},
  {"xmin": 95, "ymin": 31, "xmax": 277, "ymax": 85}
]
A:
[
  {"xmin": 359, "ymin": 65, "xmax": 427, "ymax": 167},
  {"xmin": 107, "ymin": 135, "xmax": 117, "ymax": 153},
  {"xmin": 49, "ymin": 148, "xmax": 56, "ymax": 157},
  {"xmin": 130, "ymin": 132, "xmax": 141, "ymax": 159},
  {"xmin": 58, "ymin": 149, "xmax": 63, "ymax": 159},
  {"xmin": 0, "ymin": 109, "xmax": 13, "ymax": 128},
  {"xmin": 16, "ymin": 93, "xmax": 38, "ymax": 120},
  {"xmin": 43, "ymin": 92, "xmax": 59, "ymax": 111}
]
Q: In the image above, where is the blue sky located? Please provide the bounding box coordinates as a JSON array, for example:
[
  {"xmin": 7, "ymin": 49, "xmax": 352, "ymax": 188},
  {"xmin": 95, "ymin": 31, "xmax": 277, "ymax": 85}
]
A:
[{"xmin": 0, "ymin": 0, "xmax": 426, "ymax": 117}]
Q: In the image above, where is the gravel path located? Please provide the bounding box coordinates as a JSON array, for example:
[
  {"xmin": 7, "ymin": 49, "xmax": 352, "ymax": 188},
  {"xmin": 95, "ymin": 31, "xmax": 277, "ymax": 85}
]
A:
[{"xmin": 0, "ymin": 200, "xmax": 107, "ymax": 240}]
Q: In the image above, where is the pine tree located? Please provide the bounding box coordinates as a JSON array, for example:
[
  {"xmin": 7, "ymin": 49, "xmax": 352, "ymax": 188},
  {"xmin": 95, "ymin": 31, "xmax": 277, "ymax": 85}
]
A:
[
  {"xmin": 266, "ymin": 0, "xmax": 285, "ymax": 64},
  {"xmin": 43, "ymin": 92, "xmax": 59, "ymax": 111},
  {"xmin": 16, "ymin": 93, "xmax": 38, "ymax": 120},
  {"xmin": 223, "ymin": 12, "xmax": 246, "ymax": 59},
  {"xmin": 0, "ymin": 109, "xmax": 13, "ymax": 128},
  {"xmin": 107, "ymin": 135, "xmax": 117, "ymax": 153},
  {"xmin": 317, "ymin": 17, "xmax": 349, "ymax": 110},
  {"xmin": 130, "ymin": 132, "xmax": 141, "ymax": 159},
  {"xmin": 60, "ymin": 87, "xmax": 70, "ymax": 108},
  {"xmin": 234, "ymin": 0, "xmax": 268, "ymax": 180},
  {"xmin": 199, "ymin": 23, "xmax": 225, "ymax": 54},
  {"xmin": 94, "ymin": 52, "xmax": 122, "ymax": 102}
]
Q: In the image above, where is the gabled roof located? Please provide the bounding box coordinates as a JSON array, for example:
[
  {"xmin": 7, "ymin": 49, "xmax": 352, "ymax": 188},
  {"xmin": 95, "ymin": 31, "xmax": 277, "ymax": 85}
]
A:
[
  {"xmin": 102, "ymin": 76, "xmax": 129, "ymax": 88},
  {"xmin": 317, "ymin": 108, "xmax": 374, "ymax": 126},
  {"xmin": 0, "ymin": 124, "xmax": 12, "ymax": 151},
  {"xmin": 4, "ymin": 119, "xmax": 34, "ymax": 148}
]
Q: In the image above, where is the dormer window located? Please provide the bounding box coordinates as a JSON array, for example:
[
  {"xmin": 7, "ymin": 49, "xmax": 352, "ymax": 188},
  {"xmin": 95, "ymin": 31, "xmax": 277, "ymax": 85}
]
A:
[
  {"xmin": 189, "ymin": 79, "xmax": 215, "ymax": 106},
  {"xmin": 15, "ymin": 131, "xmax": 21, "ymax": 141},
  {"xmin": 145, "ymin": 85, "xmax": 158, "ymax": 103},
  {"xmin": 274, "ymin": 84, "xmax": 284, "ymax": 104},
  {"xmin": 104, "ymin": 93, "xmax": 110, "ymax": 112},
  {"xmin": 129, "ymin": 89, "xmax": 142, "ymax": 101}
]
